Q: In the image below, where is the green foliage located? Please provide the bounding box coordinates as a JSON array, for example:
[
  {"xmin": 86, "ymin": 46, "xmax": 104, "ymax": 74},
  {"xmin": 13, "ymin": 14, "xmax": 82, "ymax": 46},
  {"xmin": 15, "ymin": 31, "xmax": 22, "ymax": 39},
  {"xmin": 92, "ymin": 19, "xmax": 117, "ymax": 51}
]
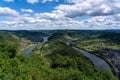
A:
[
  {"xmin": 0, "ymin": 42, "xmax": 18, "ymax": 58},
  {"xmin": 51, "ymin": 54, "xmax": 77, "ymax": 69},
  {"xmin": 31, "ymin": 40, "xmax": 116, "ymax": 80},
  {"xmin": 10, "ymin": 30, "xmax": 46, "ymax": 42},
  {"xmin": 72, "ymin": 34, "xmax": 120, "ymax": 54},
  {"xmin": 0, "ymin": 30, "xmax": 117, "ymax": 80}
]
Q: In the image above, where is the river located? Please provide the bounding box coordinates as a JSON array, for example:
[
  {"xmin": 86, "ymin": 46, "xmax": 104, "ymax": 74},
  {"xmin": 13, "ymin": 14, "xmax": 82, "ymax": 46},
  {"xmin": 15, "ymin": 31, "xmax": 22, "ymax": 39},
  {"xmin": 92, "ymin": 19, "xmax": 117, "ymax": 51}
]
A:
[
  {"xmin": 67, "ymin": 41, "xmax": 112, "ymax": 72},
  {"xmin": 23, "ymin": 35, "xmax": 119, "ymax": 79},
  {"xmin": 24, "ymin": 37, "xmax": 111, "ymax": 72},
  {"xmin": 24, "ymin": 37, "xmax": 111, "ymax": 70},
  {"xmin": 23, "ymin": 36, "xmax": 49, "ymax": 57},
  {"xmin": 72, "ymin": 46, "xmax": 111, "ymax": 72}
]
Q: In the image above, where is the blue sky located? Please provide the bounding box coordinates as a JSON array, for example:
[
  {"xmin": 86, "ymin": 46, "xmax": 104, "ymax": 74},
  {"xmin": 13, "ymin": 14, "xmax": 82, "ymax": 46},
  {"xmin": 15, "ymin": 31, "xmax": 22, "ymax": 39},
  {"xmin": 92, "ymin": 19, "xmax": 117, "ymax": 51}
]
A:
[
  {"xmin": 0, "ymin": 0, "xmax": 62, "ymax": 14},
  {"xmin": 0, "ymin": 0, "xmax": 120, "ymax": 30}
]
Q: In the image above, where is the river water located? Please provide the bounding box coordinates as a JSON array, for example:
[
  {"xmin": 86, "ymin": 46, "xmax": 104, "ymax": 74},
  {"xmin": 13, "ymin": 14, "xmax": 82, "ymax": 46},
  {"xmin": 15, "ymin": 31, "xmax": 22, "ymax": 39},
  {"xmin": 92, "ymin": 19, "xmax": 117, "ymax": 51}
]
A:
[
  {"xmin": 23, "ymin": 36, "xmax": 49, "ymax": 57},
  {"xmin": 23, "ymin": 35, "xmax": 119, "ymax": 79},
  {"xmin": 72, "ymin": 46, "xmax": 112, "ymax": 72},
  {"xmin": 24, "ymin": 36, "xmax": 112, "ymax": 72}
]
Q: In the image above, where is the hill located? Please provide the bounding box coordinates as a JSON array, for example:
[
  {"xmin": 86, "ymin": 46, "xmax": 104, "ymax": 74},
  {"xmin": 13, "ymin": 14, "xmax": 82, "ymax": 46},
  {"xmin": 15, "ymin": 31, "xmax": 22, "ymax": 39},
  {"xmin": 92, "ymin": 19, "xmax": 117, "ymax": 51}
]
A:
[{"xmin": 0, "ymin": 30, "xmax": 117, "ymax": 80}]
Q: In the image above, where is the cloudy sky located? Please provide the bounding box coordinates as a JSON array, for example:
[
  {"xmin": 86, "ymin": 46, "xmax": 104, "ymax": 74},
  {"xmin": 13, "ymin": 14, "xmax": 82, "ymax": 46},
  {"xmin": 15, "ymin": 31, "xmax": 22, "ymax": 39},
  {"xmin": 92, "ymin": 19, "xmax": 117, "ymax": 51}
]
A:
[{"xmin": 0, "ymin": 0, "xmax": 120, "ymax": 30}]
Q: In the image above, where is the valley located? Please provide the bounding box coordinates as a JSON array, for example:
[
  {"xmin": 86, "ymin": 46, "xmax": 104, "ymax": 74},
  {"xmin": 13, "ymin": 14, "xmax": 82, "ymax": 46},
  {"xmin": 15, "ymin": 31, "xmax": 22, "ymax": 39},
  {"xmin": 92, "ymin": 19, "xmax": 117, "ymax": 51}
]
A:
[
  {"xmin": 0, "ymin": 30, "xmax": 119, "ymax": 80},
  {"xmin": 1, "ymin": 0, "xmax": 120, "ymax": 79}
]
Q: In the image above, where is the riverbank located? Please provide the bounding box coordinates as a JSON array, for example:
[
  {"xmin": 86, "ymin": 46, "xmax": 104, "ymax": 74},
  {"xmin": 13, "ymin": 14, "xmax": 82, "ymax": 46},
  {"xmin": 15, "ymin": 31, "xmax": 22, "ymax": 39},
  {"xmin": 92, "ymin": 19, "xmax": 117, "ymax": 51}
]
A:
[
  {"xmin": 23, "ymin": 44, "xmax": 36, "ymax": 57},
  {"xmin": 23, "ymin": 34, "xmax": 117, "ymax": 79}
]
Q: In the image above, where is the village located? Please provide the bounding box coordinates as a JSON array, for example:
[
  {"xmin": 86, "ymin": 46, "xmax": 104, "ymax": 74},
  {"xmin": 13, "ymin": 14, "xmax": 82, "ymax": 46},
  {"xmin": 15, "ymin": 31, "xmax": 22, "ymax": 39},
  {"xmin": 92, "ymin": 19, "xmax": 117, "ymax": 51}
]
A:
[{"xmin": 102, "ymin": 49, "xmax": 120, "ymax": 79}]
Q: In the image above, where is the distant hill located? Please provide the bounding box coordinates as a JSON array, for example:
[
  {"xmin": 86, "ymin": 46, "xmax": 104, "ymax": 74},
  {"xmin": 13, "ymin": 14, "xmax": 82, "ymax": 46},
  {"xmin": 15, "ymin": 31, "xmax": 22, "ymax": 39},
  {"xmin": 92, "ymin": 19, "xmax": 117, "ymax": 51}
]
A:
[
  {"xmin": 0, "ymin": 30, "xmax": 47, "ymax": 42},
  {"xmin": 0, "ymin": 30, "xmax": 117, "ymax": 80},
  {"xmin": 0, "ymin": 31, "xmax": 18, "ymax": 42},
  {"xmin": 0, "ymin": 30, "xmax": 47, "ymax": 52}
]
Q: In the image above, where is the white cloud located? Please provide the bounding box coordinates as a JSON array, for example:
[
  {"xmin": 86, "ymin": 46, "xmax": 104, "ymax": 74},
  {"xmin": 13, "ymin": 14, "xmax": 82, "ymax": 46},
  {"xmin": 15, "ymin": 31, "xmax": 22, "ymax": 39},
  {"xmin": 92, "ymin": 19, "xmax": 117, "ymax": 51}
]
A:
[
  {"xmin": 55, "ymin": 0, "xmax": 120, "ymax": 18},
  {"xmin": 0, "ymin": 8, "xmax": 120, "ymax": 30},
  {"xmin": 0, "ymin": 14, "xmax": 120, "ymax": 30},
  {"xmin": 4, "ymin": 0, "xmax": 14, "ymax": 2},
  {"xmin": 0, "ymin": 13, "xmax": 87, "ymax": 30},
  {"xmin": 65, "ymin": 0, "xmax": 83, "ymax": 3},
  {"xmin": 21, "ymin": 8, "xmax": 34, "ymax": 13},
  {"xmin": 80, "ymin": 14, "xmax": 120, "ymax": 29},
  {"xmin": 0, "ymin": 7, "xmax": 19, "ymax": 16},
  {"xmin": 0, "ymin": 0, "xmax": 120, "ymax": 30},
  {"xmin": 27, "ymin": 0, "xmax": 39, "ymax": 4},
  {"xmin": 26, "ymin": 0, "xmax": 58, "ymax": 4},
  {"xmin": 42, "ymin": 0, "xmax": 58, "ymax": 3},
  {"xmin": 34, "ymin": 10, "xmax": 64, "ymax": 20}
]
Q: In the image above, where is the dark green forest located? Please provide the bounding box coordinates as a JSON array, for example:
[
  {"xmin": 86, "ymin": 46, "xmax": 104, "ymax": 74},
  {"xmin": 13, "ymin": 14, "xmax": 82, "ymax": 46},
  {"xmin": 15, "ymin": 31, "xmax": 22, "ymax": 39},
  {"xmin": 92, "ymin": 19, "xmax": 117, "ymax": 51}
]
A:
[{"xmin": 0, "ymin": 30, "xmax": 118, "ymax": 80}]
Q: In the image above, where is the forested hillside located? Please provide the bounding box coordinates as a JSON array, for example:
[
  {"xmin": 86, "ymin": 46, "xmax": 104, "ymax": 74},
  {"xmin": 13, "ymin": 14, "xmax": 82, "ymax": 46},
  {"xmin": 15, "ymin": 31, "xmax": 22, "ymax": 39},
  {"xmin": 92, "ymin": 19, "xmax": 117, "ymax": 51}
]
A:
[
  {"xmin": 0, "ymin": 30, "xmax": 47, "ymax": 42},
  {"xmin": 31, "ymin": 40, "xmax": 116, "ymax": 80},
  {"xmin": 0, "ymin": 30, "xmax": 117, "ymax": 80}
]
